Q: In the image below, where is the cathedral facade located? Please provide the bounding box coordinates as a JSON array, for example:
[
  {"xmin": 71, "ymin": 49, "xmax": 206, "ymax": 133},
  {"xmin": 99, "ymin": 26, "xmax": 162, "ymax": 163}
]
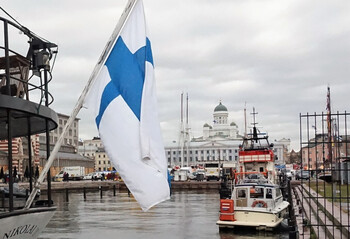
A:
[{"xmin": 164, "ymin": 102, "xmax": 287, "ymax": 167}]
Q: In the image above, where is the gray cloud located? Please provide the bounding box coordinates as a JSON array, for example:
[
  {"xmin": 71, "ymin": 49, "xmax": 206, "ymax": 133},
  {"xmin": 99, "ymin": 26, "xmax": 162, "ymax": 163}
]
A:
[{"xmin": 2, "ymin": 0, "xmax": 350, "ymax": 150}]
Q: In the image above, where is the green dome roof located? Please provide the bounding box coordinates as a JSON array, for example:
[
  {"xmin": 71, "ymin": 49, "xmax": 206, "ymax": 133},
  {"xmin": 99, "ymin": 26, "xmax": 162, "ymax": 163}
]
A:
[
  {"xmin": 214, "ymin": 102, "xmax": 228, "ymax": 112},
  {"xmin": 230, "ymin": 122, "xmax": 237, "ymax": 126}
]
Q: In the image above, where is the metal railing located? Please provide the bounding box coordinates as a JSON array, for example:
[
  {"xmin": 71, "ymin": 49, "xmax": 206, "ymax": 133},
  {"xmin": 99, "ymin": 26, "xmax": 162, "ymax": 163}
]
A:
[
  {"xmin": 0, "ymin": 16, "xmax": 57, "ymax": 106},
  {"xmin": 299, "ymin": 111, "xmax": 350, "ymax": 238}
]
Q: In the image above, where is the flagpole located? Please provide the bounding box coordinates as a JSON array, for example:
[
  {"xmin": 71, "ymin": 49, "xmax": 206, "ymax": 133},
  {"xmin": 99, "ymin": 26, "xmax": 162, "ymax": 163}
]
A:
[{"xmin": 25, "ymin": 0, "xmax": 139, "ymax": 209}]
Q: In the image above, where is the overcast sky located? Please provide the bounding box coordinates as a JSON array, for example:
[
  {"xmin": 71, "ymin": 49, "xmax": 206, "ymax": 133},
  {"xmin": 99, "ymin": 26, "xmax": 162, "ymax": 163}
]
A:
[{"xmin": 2, "ymin": 0, "xmax": 350, "ymax": 151}]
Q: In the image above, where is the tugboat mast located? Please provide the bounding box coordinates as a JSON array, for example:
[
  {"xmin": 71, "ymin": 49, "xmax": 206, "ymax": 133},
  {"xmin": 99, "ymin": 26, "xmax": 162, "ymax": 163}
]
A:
[{"xmin": 251, "ymin": 107, "xmax": 259, "ymax": 142}]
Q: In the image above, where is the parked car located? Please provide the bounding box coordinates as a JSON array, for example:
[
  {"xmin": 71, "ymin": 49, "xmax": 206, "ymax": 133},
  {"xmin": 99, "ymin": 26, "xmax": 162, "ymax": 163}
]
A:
[
  {"xmin": 83, "ymin": 172, "xmax": 95, "ymax": 180},
  {"xmin": 83, "ymin": 172, "xmax": 103, "ymax": 181},
  {"xmin": 296, "ymin": 170, "xmax": 310, "ymax": 180}
]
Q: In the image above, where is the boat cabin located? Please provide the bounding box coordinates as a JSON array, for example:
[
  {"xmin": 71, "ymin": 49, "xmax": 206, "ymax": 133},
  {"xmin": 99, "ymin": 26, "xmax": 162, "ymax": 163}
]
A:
[{"xmin": 232, "ymin": 177, "xmax": 283, "ymax": 210}]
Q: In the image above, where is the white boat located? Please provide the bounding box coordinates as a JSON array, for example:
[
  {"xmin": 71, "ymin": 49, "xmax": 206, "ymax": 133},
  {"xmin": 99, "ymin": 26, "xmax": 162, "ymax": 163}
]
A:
[
  {"xmin": 0, "ymin": 13, "xmax": 58, "ymax": 239},
  {"xmin": 0, "ymin": 207, "xmax": 56, "ymax": 239},
  {"xmin": 217, "ymin": 175, "xmax": 289, "ymax": 230},
  {"xmin": 217, "ymin": 109, "xmax": 289, "ymax": 230}
]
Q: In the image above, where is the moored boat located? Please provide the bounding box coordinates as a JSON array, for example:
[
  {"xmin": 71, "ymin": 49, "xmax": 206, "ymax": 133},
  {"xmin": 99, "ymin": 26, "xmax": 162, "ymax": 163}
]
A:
[
  {"xmin": 217, "ymin": 109, "xmax": 289, "ymax": 230},
  {"xmin": 0, "ymin": 11, "xmax": 58, "ymax": 239}
]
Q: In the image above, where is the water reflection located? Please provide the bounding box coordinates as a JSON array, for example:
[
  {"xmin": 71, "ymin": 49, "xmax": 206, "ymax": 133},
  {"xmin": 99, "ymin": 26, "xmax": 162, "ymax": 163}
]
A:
[{"xmin": 39, "ymin": 191, "xmax": 288, "ymax": 239}]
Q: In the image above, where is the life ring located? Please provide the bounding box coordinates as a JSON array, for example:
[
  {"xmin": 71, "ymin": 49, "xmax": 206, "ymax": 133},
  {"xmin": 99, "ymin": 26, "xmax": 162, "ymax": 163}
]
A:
[{"xmin": 251, "ymin": 200, "xmax": 267, "ymax": 208}]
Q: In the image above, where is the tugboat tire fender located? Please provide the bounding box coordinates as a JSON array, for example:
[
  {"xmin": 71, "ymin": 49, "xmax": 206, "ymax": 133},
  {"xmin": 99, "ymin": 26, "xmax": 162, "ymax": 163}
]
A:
[{"xmin": 251, "ymin": 200, "xmax": 267, "ymax": 208}]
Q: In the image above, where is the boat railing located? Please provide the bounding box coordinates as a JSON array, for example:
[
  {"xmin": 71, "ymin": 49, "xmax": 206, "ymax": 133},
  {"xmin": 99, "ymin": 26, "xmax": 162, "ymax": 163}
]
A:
[
  {"xmin": 0, "ymin": 16, "xmax": 57, "ymax": 106},
  {"xmin": 234, "ymin": 171, "xmax": 268, "ymax": 184}
]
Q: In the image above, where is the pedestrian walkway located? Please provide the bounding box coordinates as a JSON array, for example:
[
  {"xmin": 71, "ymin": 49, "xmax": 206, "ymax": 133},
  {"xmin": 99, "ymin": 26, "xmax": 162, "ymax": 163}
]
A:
[
  {"xmin": 303, "ymin": 184, "xmax": 349, "ymax": 238},
  {"xmin": 293, "ymin": 184, "xmax": 350, "ymax": 238}
]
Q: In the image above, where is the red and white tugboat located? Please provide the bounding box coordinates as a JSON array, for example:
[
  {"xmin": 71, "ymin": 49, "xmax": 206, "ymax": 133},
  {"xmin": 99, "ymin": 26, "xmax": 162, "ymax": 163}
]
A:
[{"xmin": 217, "ymin": 109, "xmax": 289, "ymax": 230}]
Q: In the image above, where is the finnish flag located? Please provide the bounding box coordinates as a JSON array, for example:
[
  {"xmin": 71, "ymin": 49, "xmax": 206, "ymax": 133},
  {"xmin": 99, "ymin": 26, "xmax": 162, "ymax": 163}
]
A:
[{"xmin": 85, "ymin": 0, "xmax": 170, "ymax": 211}]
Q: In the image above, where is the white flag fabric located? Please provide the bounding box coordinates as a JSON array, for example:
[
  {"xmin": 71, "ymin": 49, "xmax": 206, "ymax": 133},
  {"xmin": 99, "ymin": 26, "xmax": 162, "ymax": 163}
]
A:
[{"xmin": 85, "ymin": 0, "xmax": 170, "ymax": 211}]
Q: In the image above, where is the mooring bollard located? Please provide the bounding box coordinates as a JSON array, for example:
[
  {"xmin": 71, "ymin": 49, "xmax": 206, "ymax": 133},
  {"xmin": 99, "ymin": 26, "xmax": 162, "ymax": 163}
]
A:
[
  {"xmin": 99, "ymin": 186, "xmax": 103, "ymax": 198},
  {"xmin": 65, "ymin": 188, "xmax": 69, "ymax": 202},
  {"xmin": 83, "ymin": 187, "xmax": 86, "ymax": 201},
  {"xmin": 113, "ymin": 184, "xmax": 116, "ymax": 196}
]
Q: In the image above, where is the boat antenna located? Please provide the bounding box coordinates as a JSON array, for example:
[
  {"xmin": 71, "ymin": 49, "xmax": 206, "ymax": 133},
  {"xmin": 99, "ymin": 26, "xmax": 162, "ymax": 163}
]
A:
[
  {"xmin": 244, "ymin": 102, "xmax": 247, "ymax": 137},
  {"xmin": 251, "ymin": 107, "xmax": 258, "ymax": 142}
]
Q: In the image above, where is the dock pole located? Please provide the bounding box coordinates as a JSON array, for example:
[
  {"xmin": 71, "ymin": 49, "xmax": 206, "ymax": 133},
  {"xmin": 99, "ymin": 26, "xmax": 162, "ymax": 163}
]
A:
[{"xmin": 287, "ymin": 180, "xmax": 297, "ymax": 238}]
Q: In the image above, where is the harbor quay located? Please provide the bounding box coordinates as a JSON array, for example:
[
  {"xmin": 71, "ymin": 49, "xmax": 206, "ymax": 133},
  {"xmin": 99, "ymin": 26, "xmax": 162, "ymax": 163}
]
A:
[
  {"xmin": 0, "ymin": 180, "xmax": 222, "ymax": 194},
  {"xmin": 1, "ymin": 180, "xmax": 303, "ymax": 194}
]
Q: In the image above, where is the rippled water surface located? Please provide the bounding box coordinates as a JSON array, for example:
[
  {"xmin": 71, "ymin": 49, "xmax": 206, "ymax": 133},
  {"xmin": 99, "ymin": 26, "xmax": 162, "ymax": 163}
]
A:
[{"xmin": 38, "ymin": 191, "xmax": 289, "ymax": 239}]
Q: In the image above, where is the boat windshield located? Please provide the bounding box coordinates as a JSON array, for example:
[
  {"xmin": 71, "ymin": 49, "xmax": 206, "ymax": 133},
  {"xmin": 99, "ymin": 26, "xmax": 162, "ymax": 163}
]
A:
[
  {"xmin": 276, "ymin": 188, "xmax": 282, "ymax": 198},
  {"xmin": 249, "ymin": 186, "xmax": 264, "ymax": 199},
  {"xmin": 266, "ymin": 188, "xmax": 273, "ymax": 199}
]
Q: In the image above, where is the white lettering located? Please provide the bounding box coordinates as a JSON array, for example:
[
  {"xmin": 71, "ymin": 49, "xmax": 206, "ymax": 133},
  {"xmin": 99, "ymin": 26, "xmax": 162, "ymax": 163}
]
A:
[{"xmin": 3, "ymin": 224, "xmax": 39, "ymax": 239}]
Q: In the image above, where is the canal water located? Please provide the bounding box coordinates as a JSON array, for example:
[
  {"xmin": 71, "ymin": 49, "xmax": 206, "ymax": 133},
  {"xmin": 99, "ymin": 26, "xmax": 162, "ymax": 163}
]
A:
[{"xmin": 38, "ymin": 191, "xmax": 289, "ymax": 239}]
